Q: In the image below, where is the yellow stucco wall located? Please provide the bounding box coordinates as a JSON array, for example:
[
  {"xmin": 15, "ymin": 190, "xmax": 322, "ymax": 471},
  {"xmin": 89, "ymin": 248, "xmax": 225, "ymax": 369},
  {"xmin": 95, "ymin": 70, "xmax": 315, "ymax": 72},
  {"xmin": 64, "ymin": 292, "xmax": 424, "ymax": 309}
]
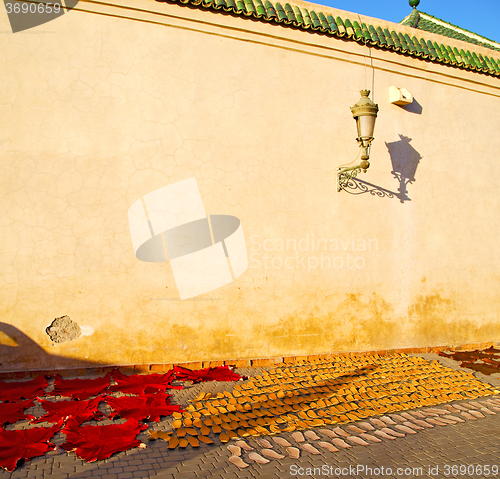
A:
[{"xmin": 1, "ymin": 0, "xmax": 499, "ymax": 371}]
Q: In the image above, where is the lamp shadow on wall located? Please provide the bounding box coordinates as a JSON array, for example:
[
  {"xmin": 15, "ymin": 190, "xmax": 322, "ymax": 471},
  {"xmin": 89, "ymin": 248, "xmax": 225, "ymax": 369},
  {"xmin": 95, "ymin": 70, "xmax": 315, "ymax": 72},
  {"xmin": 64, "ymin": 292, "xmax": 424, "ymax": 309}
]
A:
[
  {"xmin": 386, "ymin": 134, "xmax": 422, "ymax": 203},
  {"xmin": 344, "ymin": 134, "xmax": 422, "ymax": 204},
  {"xmin": 0, "ymin": 322, "xmax": 104, "ymax": 372}
]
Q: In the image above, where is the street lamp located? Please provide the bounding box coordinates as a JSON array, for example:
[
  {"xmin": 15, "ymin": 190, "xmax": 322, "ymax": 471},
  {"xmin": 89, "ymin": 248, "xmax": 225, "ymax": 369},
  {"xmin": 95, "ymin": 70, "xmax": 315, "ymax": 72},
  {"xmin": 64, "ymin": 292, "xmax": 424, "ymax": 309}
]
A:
[{"xmin": 337, "ymin": 90, "xmax": 379, "ymax": 192}]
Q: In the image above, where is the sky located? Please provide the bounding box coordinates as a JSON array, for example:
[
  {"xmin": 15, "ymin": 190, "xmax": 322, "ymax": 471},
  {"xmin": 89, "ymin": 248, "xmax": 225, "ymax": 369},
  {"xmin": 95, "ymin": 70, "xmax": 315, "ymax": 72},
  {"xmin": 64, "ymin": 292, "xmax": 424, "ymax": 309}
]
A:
[{"xmin": 311, "ymin": 0, "xmax": 500, "ymax": 44}]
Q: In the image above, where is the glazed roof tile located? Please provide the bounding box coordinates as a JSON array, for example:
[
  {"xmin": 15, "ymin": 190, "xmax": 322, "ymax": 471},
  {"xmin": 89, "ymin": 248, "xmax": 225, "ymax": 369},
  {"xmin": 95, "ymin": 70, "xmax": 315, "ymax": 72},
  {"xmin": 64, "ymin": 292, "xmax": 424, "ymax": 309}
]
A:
[
  {"xmin": 161, "ymin": 0, "xmax": 500, "ymax": 77},
  {"xmin": 400, "ymin": 9, "xmax": 500, "ymax": 54}
]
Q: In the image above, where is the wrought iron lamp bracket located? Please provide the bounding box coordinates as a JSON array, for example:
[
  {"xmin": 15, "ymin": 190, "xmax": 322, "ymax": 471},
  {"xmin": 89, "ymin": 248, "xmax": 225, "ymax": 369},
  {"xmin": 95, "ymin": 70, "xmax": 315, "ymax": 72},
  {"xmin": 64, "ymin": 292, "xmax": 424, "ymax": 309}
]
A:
[
  {"xmin": 337, "ymin": 137, "xmax": 374, "ymax": 192},
  {"xmin": 337, "ymin": 164, "xmax": 366, "ymax": 192}
]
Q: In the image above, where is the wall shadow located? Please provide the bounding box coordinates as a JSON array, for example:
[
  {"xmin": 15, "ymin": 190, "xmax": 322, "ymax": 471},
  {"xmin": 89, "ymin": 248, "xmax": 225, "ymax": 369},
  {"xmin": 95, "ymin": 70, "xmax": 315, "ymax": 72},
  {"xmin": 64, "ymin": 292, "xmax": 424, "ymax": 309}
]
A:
[
  {"xmin": 0, "ymin": 322, "xmax": 105, "ymax": 372},
  {"xmin": 386, "ymin": 134, "xmax": 422, "ymax": 203},
  {"xmin": 398, "ymin": 98, "xmax": 423, "ymax": 115}
]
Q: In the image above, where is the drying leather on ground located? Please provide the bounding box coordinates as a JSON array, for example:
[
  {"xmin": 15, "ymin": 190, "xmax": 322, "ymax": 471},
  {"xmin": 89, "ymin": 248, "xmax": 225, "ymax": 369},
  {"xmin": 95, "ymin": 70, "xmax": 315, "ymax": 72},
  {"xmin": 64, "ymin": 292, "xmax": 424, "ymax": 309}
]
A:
[
  {"xmin": 61, "ymin": 417, "xmax": 147, "ymax": 462},
  {"xmin": 48, "ymin": 373, "xmax": 112, "ymax": 400}
]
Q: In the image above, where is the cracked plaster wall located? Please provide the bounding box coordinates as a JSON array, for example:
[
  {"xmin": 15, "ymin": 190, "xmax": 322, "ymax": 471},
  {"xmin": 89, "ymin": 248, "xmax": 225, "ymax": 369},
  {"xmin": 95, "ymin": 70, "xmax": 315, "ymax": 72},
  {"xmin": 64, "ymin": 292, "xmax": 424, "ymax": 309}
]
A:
[{"xmin": 0, "ymin": 0, "xmax": 499, "ymax": 371}]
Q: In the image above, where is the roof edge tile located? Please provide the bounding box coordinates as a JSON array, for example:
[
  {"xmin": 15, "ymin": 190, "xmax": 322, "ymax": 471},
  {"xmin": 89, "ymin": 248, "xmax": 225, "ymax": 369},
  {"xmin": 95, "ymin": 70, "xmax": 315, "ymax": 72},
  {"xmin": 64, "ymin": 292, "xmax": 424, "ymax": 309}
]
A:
[
  {"xmin": 401, "ymin": 10, "xmax": 500, "ymax": 54},
  {"xmin": 156, "ymin": 0, "xmax": 500, "ymax": 78}
]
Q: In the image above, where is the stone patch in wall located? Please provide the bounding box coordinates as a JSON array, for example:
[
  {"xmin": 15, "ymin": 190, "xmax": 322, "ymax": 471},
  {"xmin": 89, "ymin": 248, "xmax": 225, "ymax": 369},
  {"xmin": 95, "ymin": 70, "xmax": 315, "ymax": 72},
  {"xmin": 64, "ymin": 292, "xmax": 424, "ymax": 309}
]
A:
[{"xmin": 46, "ymin": 316, "xmax": 82, "ymax": 344}]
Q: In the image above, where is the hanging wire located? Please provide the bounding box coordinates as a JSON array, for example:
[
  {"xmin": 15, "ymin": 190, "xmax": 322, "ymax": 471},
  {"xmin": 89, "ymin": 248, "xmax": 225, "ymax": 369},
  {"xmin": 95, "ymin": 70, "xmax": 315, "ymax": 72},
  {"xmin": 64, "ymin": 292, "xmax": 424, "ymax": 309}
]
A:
[
  {"xmin": 337, "ymin": 15, "xmax": 376, "ymax": 173},
  {"xmin": 336, "ymin": 15, "xmax": 371, "ymax": 171},
  {"xmin": 358, "ymin": 14, "xmax": 368, "ymax": 90},
  {"xmin": 357, "ymin": 13, "xmax": 375, "ymax": 100}
]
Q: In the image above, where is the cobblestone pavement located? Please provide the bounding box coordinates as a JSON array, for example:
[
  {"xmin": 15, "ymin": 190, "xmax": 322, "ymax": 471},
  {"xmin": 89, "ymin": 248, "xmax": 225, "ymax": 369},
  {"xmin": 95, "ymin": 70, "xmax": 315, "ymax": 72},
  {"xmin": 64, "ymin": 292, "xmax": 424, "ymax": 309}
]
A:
[{"xmin": 1, "ymin": 353, "xmax": 499, "ymax": 479}]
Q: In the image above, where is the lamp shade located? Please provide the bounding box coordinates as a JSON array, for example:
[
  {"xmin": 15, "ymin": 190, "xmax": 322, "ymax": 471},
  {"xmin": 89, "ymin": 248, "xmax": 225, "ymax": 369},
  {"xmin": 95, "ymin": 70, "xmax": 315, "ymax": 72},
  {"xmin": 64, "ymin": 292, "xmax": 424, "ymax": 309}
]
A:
[{"xmin": 351, "ymin": 90, "xmax": 379, "ymax": 140}]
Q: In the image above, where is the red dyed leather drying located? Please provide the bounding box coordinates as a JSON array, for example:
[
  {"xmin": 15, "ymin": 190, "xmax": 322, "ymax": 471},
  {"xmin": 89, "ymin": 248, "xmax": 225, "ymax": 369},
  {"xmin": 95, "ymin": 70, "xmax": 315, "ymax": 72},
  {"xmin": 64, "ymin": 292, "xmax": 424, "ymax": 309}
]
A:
[
  {"xmin": 143, "ymin": 392, "xmax": 173, "ymax": 406},
  {"xmin": 0, "ymin": 365, "xmax": 244, "ymax": 469},
  {"xmin": 0, "ymin": 375, "xmax": 47, "ymax": 402},
  {"xmin": 61, "ymin": 417, "xmax": 147, "ymax": 462},
  {"xmin": 109, "ymin": 366, "xmax": 243, "ymax": 394},
  {"xmin": 48, "ymin": 372, "xmax": 111, "ymax": 400},
  {"xmin": 33, "ymin": 396, "xmax": 104, "ymax": 425},
  {"xmin": 0, "ymin": 399, "xmax": 35, "ymax": 426},
  {"xmin": 172, "ymin": 365, "xmax": 244, "ymax": 383},
  {"xmin": 0, "ymin": 421, "xmax": 62, "ymax": 471},
  {"xmin": 105, "ymin": 394, "xmax": 183, "ymax": 422},
  {"xmin": 439, "ymin": 349, "xmax": 500, "ymax": 375},
  {"xmin": 110, "ymin": 369, "xmax": 180, "ymax": 395}
]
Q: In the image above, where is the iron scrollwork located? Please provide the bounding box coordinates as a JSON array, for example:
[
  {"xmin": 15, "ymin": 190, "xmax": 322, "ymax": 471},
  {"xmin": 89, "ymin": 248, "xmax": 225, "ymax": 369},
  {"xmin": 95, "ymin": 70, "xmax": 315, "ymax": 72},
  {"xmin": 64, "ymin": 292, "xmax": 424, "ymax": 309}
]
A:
[
  {"xmin": 336, "ymin": 165, "xmax": 365, "ymax": 192},
  {"xmin": 338, "ymin": 176, "xmax": 399, "ymax": 199}
]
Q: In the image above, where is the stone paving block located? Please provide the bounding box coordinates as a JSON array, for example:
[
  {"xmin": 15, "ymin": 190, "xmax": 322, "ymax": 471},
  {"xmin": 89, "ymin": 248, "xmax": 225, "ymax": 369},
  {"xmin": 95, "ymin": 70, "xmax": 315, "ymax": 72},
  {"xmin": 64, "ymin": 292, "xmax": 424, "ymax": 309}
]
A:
[
  {"xmin": 160, "ymin": 459, "xmax": 186, "ymax": 468},
  {"xmin": 199, "ymin": 456, "xmax": 221, "ymax": 466},
  {"xmin": 68, "ymin": 471, "xmax": 91, "ymax": 478},
  {"xmin": 224, "ymin": 464, "xmax": 251, "ymax": 474},
  {"xmin": 137, "ymin": 463, "xmax": 155, "ymax": 472},
  {"xmin": 208, "ymin": 466, "xmax": 233, "ymax": 475},
  {"xmin": 173, "ymin": 473, "xmax": 202, "ymax": 479},
  {"xmin": 443, "ymin": 449, "xmax": 466, "ymax": 458},
  {"xmin": 107, "ymin": 467, "xmax": 124, "ymax": 474},
  {"xmin": 162, "ymin": 450, "xmax": 187, "ymax": 459},
  {"xmin": 147, "ymin": 453, "xmax": 164, "ymax": 459},
  {"xmin": 56, "ymin": 457, "xmax": 78, "ymax": 466},
  {"xmin": 46, "ymin": 474, "xmax": 69, "ymax": 479},
  {"xmin": 177, "ymin": 464, "xmax": 201, "ymax": 473},
  {"xmin": 54, "ymin": 466, "xmax": 76, "ymax": 474},
  {"xmin": 278, "ymin": 463, "xmax": 297, "ymax": 474},
  {"xmin": 122, "ymin": 466, "xmax": 139, "ymax": 472},
  {"xmin": 193, "ymin": 470, "xmax": 214, "ymax": 478},
  {"xmin": 9, "ymin": 472, "xmax": 29, "ymax": 479},
  {"xmin": 198, "ymin": 461, "xmax": 219, "ymax": 470},
  {"xmin": 26, "ymin": 472, "xmax": 45, "ymax": 478},
  {"xmin": 74, "ymin": 465, "xmax": 94, "ymax": 473},
  {"xmin": 155, "ymin": 466, "xmax": 178, "ymax": 474},
  {"xmin": 181, "ymin": 457, "xmax": 205, "ymax": 466},
  {"xmin": 91, "ymin": 467, "xmax": 112, "ymax": 475},
  {"xmin": 352, "ymin": 450, "xmax": 374, "ymax": 459},
  {"xmin": 236, "ymin": 470, "xmax": 260, "ymax": 478},
  {"xmin": 147, "ymin": 463, "xmax": 165, "ymax": 472}
]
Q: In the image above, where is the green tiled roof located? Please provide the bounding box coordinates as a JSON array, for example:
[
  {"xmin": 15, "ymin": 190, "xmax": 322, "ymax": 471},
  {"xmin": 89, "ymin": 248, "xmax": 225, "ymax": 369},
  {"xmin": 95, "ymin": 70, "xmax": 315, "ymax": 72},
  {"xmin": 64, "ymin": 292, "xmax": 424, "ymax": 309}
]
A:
[
  {"xmin": 161, "ymin": 0, "xmax": 500, "ymax": 77},
  {"xmin": 400, "ymin": 9, "xmax": 500, "ymax": 54}
]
